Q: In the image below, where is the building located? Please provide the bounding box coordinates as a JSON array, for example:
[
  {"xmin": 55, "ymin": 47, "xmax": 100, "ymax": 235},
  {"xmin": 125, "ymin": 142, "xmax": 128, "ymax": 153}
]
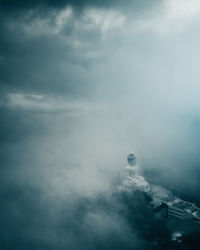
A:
[{"xmin": 121, "ymin": 153, "xmax": 200, "ymax": 226}]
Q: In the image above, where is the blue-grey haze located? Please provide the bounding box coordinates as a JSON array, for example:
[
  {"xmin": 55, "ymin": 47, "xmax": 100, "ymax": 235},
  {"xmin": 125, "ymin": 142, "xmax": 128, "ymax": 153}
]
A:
[{"xmin": 0, "ymin": 0, "xmax": 200, "ymax": 249}]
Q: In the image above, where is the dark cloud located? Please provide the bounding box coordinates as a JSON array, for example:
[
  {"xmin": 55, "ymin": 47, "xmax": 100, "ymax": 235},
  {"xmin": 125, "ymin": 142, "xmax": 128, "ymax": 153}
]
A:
[
  {"xmin": 0, "ymin": 0, "xmax": 160, "ymax": 12},
  {"xmin": 1, "ymin": 0, "xmax": 200, "ymax": 249},
  {"xmin": 0, "ymin": 0, "xmax": 162, "ymax": 96},
  {"xmin": 0, "ymin": 4, "xmax": 101, "ymax": 96}
]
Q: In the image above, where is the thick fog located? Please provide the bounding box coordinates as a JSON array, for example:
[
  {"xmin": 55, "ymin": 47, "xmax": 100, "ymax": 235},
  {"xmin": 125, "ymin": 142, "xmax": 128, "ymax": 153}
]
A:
[{"xmin": 1, "ymin": 0, "xmax": 200, "ymax": 249}]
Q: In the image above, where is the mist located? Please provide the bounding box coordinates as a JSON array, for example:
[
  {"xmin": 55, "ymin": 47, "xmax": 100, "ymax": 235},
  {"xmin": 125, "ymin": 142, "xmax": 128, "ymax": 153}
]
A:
[{"xmin": 1, "ymin": 0, "xmax": 200, "ymax": 249}]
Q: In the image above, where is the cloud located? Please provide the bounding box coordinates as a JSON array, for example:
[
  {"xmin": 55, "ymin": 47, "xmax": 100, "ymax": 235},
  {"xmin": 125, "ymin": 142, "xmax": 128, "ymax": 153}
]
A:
[
  {"xmin": 165, "ymin": 0, "xmax": 200, "ymax": 20},
  {"xmin": 0, "ymin": 0, "xmax": 163, "ymax": 97},
  {"xmin": 0, "ymin": 0, "xmax": 161, "ymax": 12},
  {"xmin": 132, "ymin": 0, "xmax": 200, "ymax": 35},
  {"xmin": 3, "ymin": 93, "xmax": 90, "ymax": 115},
  {"xmin": 1, "ymin": 1, "xmax": 200, "ymax": 249},
  {"xmin": 0, "ymin": 179, "xmax": 171, "ymax": 250}
]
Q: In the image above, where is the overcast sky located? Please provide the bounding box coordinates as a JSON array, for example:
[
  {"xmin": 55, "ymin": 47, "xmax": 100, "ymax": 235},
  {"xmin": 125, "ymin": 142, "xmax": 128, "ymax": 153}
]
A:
[{"xmin": 1, "ymin": 1, "xmax": 200, "ymax": 249}]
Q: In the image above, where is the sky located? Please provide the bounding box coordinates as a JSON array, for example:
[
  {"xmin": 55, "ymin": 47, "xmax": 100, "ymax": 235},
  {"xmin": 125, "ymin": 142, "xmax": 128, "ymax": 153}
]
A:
[{"xmin": 1, "ymin": 0, "xmax": 200, "ymax": 249}]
